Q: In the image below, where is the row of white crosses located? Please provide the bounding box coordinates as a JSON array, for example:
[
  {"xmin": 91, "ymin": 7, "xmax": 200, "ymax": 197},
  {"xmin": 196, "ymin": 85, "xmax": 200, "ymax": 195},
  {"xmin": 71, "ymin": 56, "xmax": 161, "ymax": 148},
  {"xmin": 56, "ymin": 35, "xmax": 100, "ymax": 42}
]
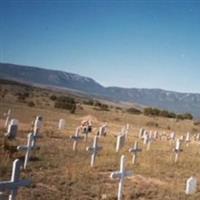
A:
[{"xmin": 0, "ymin": 115, "xmax": 43, "ymax": 199}]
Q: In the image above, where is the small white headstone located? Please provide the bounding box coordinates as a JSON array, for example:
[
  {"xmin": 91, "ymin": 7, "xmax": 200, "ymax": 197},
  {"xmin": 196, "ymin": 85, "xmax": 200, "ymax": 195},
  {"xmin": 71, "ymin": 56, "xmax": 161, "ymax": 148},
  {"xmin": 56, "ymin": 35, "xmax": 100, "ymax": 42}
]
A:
[
  {"xmin": 58, "ymin": 119, "xmax": 65, "ymax": 130},
  {"xmin": 185, "ymin": 176, "xmax": 197, "ymax": 195},
  {"xmin": 5, "ymin": 119, "xmax": 18, "ymax": 139}
]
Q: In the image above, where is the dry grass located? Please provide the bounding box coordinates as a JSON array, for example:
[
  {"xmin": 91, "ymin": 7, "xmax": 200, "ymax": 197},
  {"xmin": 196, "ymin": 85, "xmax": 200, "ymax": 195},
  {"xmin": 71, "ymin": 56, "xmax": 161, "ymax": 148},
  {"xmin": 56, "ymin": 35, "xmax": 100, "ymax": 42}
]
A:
[{"xmin": 1, "ymin": 92, "xmax": 200, "ymax": 199}]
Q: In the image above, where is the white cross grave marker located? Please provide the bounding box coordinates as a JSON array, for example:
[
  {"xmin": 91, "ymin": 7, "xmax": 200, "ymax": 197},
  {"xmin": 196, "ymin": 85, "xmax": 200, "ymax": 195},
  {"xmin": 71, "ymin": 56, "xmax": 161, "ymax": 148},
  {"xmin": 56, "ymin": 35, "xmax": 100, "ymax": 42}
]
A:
[
  {"xmin": 129, "ymin": 141, "xmax": 142, "ymax": 165},
  {"xmin": 139, "ymin": 128, "xmax": 145, "ymax": 139},
  {"xmin": 110, "ymin": 155, "xmax": 133, "ymax": 200},
  {"xmin": 170, "ymin": 132, "xmax": 176, "ymax": 141},
  {"xmin": 4, "ymin": 109, "xmax": 11, "ymax": 128},
  {"xmin": 196, "ymin": 133, "xmax": 200, "ymax": 141},
  {"xmin": 70, "ymin": 127, "xmax": 83, "ymax": 151},
  {"xmin": 86, "ymin": 136, "xmax": 102, "ymax": 167},
  {"xmin": 174, "ymin": 139, "xmax": 183, "ymax": 163},
  {"xmin": 98, "ymin": 123, "xmax": 108, "ymax": 137},
  {"xmin": 185, "ymin": 176, "xmax": 197, "ymax": 195},
  {"xmin": 0, "ymin": 159, "xmax": 31, "ymax": 200},
  {"xmin": 116, "ymin": 134, "xmax": 126, "ymax": 153},
  {"xmin": 58, "ymin": 119, "xmax": 65, "ymax": 130},
  {"xmin": 33, "ymin": 116, "xmax": 43, "ymax": 136},
  {"xmin": 17, "ymin": 133, "xmax": 35, "ymax": 169},
  {"xmin": 153, "ymin": 131, "xmax": 158, "ymax": 140}
]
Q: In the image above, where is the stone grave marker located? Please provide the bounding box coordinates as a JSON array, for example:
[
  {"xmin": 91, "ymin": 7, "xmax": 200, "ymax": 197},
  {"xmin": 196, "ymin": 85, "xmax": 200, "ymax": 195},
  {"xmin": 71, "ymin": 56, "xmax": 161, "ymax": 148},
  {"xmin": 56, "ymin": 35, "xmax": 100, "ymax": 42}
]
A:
[
  {"xmin": 58, "ymin": 119, "xmax": 65, "ymax": 130},
  {"xmin": 4, "ymin": 119, "xmax": 18, "ymax": 139},
  {"xmin": 129, "ymin": 141, "xmax": 142, "ymax": 165},
  {"xmin": 116, "ymin": 134, "xmax": 126, "ymax": 153},
  {"xmin": 185, "ymin": 176, "xmax": 197, "ymax": 195},
  {"xmin": 110, "ymin": 155, "xmax": 133, "ymax": 200},
  {"xmin": 86, "ymin": 136, "xmax": 102, "ymax": 167},
  {"xmin": 0, "ymin": 159, "xmax": 31, "ymax": 200}
]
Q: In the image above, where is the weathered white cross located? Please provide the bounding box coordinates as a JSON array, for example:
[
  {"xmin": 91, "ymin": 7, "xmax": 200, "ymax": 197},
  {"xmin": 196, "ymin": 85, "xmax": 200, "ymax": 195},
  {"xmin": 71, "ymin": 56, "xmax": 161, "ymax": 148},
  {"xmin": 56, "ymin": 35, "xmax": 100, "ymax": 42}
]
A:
[
  {"xmin": 33, "ymin": 116, "xmax": 43, "ymax": 137},
  {"xmin": 86, "ymin": 136, "xmax": 102, "ymax": 167},
  {"xmin": 70, "ymin": 127, "xmax": 83, "ymax": 151},
  {"xmin": 17, "ymin": 133, "xmax": 36, "ymax": 169},
  {"xmin": 129, "ymin": 141, "xmax": 142, "ymax": 165},
  {"xmin": 138, "ymin": 128, "xmax": 145, "ymax": 139},
  {"xmin": 0, "ymin": 159, "xmax": 31, "ymax": 200},
  {"xmin": 4, "ymin": 109, "xmax": 11, "ymax": 128},
  {"xmin": 144, "ymin": 132, "xmax": 154, "ymax": 151},
  {"xmin": 98, "ymin": 123, "xmax": 108, "ymax": 137},
  {"xmin": 110, "ymin": 155, "xmax": 133, "ymax": 200},
  {"xmin": 174, "ymin": 139, "xmax": 183, "ymax": 163}
]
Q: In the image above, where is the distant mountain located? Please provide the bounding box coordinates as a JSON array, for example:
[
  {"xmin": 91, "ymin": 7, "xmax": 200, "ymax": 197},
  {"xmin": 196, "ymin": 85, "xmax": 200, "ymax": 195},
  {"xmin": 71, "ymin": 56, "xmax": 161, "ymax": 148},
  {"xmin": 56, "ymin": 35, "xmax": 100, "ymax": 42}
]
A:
[{"xmin": 1, "ymin": 63, "xmax": 200, "ymax": 117}]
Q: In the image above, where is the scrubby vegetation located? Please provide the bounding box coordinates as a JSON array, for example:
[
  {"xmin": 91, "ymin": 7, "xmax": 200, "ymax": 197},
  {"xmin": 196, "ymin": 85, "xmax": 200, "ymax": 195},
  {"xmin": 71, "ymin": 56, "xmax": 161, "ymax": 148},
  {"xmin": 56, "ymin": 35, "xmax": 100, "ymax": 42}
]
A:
[
  {"xmin": 126, "ymin": 107, "xmax": 142, "ymax": 114},
  {"xmin": 144, "ymin": 107, "xmax": 193, "ymax": 120},
  {"xmin": 54, "ymin": 96, "xmax": 77, "ymax": 113}
]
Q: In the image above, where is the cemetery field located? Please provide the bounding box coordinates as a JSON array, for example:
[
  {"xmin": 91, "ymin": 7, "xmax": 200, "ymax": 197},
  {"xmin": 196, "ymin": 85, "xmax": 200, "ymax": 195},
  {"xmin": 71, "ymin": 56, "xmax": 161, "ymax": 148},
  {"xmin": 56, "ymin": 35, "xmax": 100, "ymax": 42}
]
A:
[{"xmin": 1, "ymin": 100, "xmax": 200, "ymax": 200}]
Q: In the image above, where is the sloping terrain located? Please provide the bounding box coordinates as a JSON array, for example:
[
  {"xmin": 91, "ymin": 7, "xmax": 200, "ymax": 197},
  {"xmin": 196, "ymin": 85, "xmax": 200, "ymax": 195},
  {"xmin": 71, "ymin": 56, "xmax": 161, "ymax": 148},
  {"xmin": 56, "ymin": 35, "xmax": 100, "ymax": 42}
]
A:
[{"xmin": 1, "ymin": 63, "xmax": 200, "ymax": 117}]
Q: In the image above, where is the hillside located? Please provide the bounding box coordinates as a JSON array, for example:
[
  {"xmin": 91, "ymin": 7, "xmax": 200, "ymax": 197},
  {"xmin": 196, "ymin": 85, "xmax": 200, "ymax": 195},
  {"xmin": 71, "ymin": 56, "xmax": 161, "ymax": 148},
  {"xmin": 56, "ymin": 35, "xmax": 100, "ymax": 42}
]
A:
[
  {"xmin": 1, "ymin": 63, "xmax": 200, "ymax": 117},
  {"xmin": 1, "ymin": 82, "xmax": 200, "ymax": 200}
]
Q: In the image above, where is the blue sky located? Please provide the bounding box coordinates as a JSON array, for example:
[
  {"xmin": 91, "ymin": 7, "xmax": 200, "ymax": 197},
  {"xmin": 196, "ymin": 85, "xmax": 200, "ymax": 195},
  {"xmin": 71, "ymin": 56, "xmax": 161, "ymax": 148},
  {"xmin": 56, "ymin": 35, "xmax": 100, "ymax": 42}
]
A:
[{"xmin": 0, "ymin": 1, "xmax": 200, "ymax": 93}]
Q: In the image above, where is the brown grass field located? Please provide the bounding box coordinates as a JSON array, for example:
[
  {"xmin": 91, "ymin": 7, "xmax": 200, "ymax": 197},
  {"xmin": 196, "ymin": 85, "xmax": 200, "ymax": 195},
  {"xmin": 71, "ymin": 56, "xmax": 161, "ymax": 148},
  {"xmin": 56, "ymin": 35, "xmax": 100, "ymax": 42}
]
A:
[{"xmin": 1, "ymin": 82, "xmax": 200, "ymax": 200}]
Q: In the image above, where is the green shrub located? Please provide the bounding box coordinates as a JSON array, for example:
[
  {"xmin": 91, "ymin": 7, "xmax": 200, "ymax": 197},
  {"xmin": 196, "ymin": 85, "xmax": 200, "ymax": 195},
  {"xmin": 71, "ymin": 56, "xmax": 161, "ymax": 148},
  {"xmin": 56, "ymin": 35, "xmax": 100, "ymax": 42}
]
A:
[
  {"xmin": 126, "ymin": 107, "xmax": 142, "ymax": 114},
  {"xmin": 54, "ymin": 96, "xmax": 76, "ymax": 113},
  {"xmin": 83, "ymin": 100, "xmax": 94, "ymax": 105},
  {"xmin": 50, "ymin": 95, "xmax": 57, "ymax": 101}
]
